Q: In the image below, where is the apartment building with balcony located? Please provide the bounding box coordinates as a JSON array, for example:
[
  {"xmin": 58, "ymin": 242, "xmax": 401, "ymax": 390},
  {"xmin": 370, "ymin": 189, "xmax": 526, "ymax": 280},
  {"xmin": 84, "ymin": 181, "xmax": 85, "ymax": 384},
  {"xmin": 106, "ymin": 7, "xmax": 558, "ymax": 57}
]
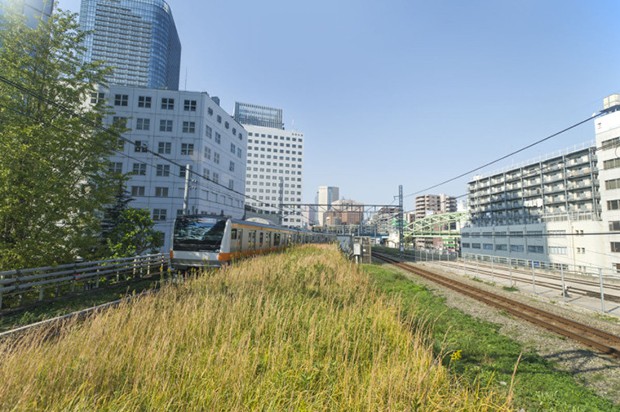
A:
[{"xmin": 461, "ymin": 95, "xmax": 620, "ymax": 274}]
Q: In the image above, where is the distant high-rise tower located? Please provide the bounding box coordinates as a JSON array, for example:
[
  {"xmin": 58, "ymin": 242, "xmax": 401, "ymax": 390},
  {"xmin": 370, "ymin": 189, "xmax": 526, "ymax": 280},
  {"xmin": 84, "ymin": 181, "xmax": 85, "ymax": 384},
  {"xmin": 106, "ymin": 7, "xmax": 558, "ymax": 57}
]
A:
[
  {"xmin": 79, "ymin": 0, "xmax": 181, "ymax": 90},
  {"xmin": 236, "ymin": 102, "xmax": 305, "ymax": 228},
  {"xmin": 0, "ymin": 0, "xmax": 53, "ymax": 28},
  {"xmin": 234, "ymin": 102, "xmax": 284, "ymax": 129},
  {"xmin": 317, "ymin": 186, "xmax": 339, "ymax": 226}
]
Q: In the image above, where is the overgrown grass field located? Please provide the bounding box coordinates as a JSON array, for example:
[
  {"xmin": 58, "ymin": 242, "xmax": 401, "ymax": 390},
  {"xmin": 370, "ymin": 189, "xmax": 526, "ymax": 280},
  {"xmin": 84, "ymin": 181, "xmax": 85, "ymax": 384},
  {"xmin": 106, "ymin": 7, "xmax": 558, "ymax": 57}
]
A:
[{"xmin": 0, "ymin": 245, "xmax": 510, "ymax": 410}]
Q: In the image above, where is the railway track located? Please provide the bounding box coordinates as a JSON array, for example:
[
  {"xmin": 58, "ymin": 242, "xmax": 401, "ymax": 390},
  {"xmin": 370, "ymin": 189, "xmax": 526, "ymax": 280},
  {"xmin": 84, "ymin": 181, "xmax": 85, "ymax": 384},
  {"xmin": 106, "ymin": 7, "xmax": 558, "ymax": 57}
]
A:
[
  {"xmin": 374, "ymin": 252, "xmax": 620, "ymax": 359},
  {"xmin": 435, "ymin": 261, "xmax": 620, "ymax": 304}
]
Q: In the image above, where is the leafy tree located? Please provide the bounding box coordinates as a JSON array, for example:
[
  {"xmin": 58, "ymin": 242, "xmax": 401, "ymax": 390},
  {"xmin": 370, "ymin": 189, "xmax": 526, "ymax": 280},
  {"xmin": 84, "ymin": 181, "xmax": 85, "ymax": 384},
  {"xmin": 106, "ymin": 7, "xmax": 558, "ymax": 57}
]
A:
[
  {"xmin": 99, "ymin": 181, "xmax": 163, "ymax": 258},
  {"xmin": 0, "ymin": 6, "xmax": 121, "ymax": 269},
  {"xmin": 106, "ymin": 208, "xmax": 164, "ymax": 258}
]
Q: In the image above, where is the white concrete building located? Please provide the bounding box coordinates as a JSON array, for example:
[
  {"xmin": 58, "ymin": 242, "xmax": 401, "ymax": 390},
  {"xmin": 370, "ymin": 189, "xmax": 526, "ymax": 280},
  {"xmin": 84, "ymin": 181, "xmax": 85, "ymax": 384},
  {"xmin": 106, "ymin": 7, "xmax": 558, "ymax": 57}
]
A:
[
  {"xmin": 235, "ymin": 103, "xmax": 305, "ymax": 228},
  {"xmin": 102, "ymin": 85, "xmax": 247, "ymax": 250},
  {"xmin": 461, "ymin": 95, "xmax": 620, "ymax": 276}
]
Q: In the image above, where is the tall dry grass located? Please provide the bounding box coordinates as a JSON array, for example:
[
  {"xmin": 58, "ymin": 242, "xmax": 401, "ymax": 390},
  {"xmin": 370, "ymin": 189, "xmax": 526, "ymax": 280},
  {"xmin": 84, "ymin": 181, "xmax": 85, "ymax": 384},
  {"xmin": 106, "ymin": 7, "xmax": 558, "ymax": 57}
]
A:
[{"xmin": 0, "ymin": 245, "xmax": 512, "ymax": 411}]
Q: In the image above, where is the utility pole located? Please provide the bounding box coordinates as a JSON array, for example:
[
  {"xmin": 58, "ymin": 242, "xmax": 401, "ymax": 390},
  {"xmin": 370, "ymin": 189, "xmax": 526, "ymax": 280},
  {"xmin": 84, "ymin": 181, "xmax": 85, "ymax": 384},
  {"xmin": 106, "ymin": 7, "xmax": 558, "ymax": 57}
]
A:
[
  {"xmin": 399, "ymin": 185, "xmax": 404, "ymax": 259},
  {"xmin": 183, "ymin": 164, "xmax": 191, "ymax": 215}
]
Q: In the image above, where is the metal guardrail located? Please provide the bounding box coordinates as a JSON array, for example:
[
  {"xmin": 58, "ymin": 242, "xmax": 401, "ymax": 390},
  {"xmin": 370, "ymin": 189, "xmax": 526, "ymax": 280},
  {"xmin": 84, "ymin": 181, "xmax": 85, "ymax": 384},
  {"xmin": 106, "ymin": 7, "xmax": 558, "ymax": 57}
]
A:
[{"xmin": 0, "ymin": 254, "xmax": 168, "ymax": 310}]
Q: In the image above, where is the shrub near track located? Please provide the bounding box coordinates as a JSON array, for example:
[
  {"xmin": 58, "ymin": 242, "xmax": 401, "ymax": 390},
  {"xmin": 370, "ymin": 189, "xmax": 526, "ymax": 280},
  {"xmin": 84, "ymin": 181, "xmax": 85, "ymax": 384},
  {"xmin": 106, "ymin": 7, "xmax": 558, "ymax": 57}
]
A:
[{"xmin": 0, "ymin": 245, "xmax": 510, "ymax": 411}]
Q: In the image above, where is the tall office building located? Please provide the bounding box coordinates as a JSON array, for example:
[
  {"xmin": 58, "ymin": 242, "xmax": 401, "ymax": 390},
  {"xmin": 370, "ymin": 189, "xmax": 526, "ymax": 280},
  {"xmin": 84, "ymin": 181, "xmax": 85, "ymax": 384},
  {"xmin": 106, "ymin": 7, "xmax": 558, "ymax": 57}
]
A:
[
  {"xmin": 317, "ymin": 186, "xmax": 339, "ymax": 226},
  {"xmin": 235, "ymin": 102, "xmax": 305, "ymax": 228},
  {"xmin": 0, "ymin": 0, "xmax": 53, "ymax": 28},
  {"xmin": 79, "ymin": 0, "xmax": 181, "ymax": 90},
  {"xmin": 100, "ymin": 86, "xmax": 247, "ymax": 250}
]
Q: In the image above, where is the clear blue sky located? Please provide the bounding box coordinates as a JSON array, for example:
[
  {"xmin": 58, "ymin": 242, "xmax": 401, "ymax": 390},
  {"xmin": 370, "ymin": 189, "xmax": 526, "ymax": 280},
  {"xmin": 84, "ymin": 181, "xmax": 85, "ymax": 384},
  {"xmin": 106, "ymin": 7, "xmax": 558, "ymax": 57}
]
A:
[{"xmin": 58, "ymin": 0, "xmax": 620, "ymax": 210}]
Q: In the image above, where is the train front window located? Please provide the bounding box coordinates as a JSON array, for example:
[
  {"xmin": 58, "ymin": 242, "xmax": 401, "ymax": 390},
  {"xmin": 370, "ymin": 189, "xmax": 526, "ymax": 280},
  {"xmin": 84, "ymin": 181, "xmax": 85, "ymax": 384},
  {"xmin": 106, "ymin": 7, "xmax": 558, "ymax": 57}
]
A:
[{"xmin": 173, "ymin": 217, "xmax": 226, "ymax": 251}]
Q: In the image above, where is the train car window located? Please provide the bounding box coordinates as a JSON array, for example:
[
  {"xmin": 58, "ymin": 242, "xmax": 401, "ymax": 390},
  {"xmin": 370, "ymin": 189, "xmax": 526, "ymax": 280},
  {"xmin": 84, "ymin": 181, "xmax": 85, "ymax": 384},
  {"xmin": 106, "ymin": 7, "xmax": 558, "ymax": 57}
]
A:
[
  {"xmin": 249, "ymin": 231, "xmax": 256, "ymax": 248},
  {"xmin": 259, "ymin": 232, "xmax": 264, "ymax": 247},
  {"xmin": 266, "ymin": 232, "xmax": 272, "ymax": 247},
  {"xmin": 231, "ymin": 228, "xmax": 238, "ymax": 240},
  {"xmin": 274, "ymin": 233, "xmax": 280, "ymax": 246}
]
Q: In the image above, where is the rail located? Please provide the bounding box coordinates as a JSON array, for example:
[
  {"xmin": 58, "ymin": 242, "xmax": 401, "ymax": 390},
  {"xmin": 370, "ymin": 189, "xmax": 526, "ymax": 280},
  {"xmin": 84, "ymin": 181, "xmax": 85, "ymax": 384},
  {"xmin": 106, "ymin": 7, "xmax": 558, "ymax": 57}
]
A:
[
  {"xmin": 0, "ymin": 254, "xmax": 168, "ymax": 310},
  {"xmin": 373, "ymin": 252, "xmax": 620, "ymax": 358}
]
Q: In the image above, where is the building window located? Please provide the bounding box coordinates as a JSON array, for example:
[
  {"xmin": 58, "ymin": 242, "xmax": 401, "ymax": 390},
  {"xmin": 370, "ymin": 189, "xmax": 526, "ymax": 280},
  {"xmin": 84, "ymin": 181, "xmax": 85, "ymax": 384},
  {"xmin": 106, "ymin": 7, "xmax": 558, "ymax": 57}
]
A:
[
  {"xmin": 155, "ymin": 187, "xmax": 169, "ymax": 197},
  {"xmin": 182, "ymin": 121, "xmax": 195, "ymax": 133},
  {"xmin": 179, "ymin": 166, "xmax": 187, "ymax": 178},
  {"xmin": 576, "ymin": 247, "xmax": 586, "ymax": 254},
  {"xmin": 134, "ymin": 141, "xmax": 148, "ymax": 152},
  {"xmin": 549, "ymin": 246, "xmax": 567, "ymax": 255},
  {"xmin": 215, "ymin": 132, "xmax": 221, "ymax": 144},
  {"xmin": 608, "ymin": 200, "xmax": 620, "ymax": 210},
  {"xmin": 206, "ymin": 125, "xmax": 212, "ymax": 138},
  {"xmin": 237, "ymin": 148, "xmax": 242, "ymax": 158},
  {"xmin": 510, "ymin": 245, "xmax": 524, "ymax": 252},
  {"xmin": 213, "ymin": 172, "xmax": 219, "ymax": 184},
  {"xmin": 112, "ymin": 116, "xmax": 127, "ymax": 128},
  {"xmin": 217, "ymin": 115, "xmax": 222, "ymax": 123},
  {"xmin": 602, "ymin": 137, "xmax": 620, "ymax": 150},
  {"xmin": 158, "ymin": 142, "xmax": 171, "ymax": 154},
  {"xmin": 114, "ymin": 94, "xmax": 128, "ymax": 106},
  {"xmin": 611, "ymin": 242, "xmax": 620, "ymax": 253},
  {"xmin": 131, "ymin": 186, "xmax": 145, "ymax": 196},
  {"xmin": 495, "ymin": 244, "xmax": 507, "ymax": 251},
  {"xmin": 208, "ymin": 107, "xmax": 213, "ymax": 116},
  {"xmin": 228, "ymin": 179, "xmax": 234, "ymax": 190},
  {"xmin": 606, "ymin": 178, "xmax": 620, "ymax": 190},
  {"xmin": 136, "ymin": 118, "xmax": 150, "ymax": 131},
  {"xmin": 462, "ymin": 243, "xmax": 470, "ymax": 248},
  {"xmin": 229, "ymin": 161, "xmax": 235, "ymax": 172},
  {"xmin": 153, "ymin": 209, "xmax": 167, "ymax": 221},
  {"xmin": 483, "ymin": 243, "xmax": 493, "ymax": 250},
  {"xmin": 184, "ymin": 99, "xmax": 197, "ymax": 111},
  {"xmin": 214, "ymin": 152, "xmax": 220, "ymax": 164},
  {"xmin": 527, "ymin": 245, "xmax": 544, "ymax": 254},
  {"xmin": 204, "ymin": 147, "xmax": 211, "ymax": 160},
  {"xmin": 138, "ymin": 96, "xmax": 151, "ymax": 108},
  {"xmin": 230, "ymin": 143, "xmax": 236, "ymax": 154},
  {"xmin": 161, "ymin": 98, "xmax": 174, "ymax": 110},
  {"xmin": 90, "ymin": 92, "xmax": 104, "ymax": 104},
  {"xmin": 109, "ymin": 162, "xmax": 122, "ymax": 174},
  {"xmin": 160, "ymin": 120, "xmax": 173, "ymax": 132},
  {"xmin": 156, "ymin": 164, "xmax": 170, "ymax": 177},
  {"xmin": 509, "ymin": 231, "xmax": 523, "ymax": 238},
  {"xmin": 548, "ymin": 230, "xmax": 566, "ymax": 237},
  {"xmin": 181, "ymin": 143, "xmax": 194, "ymax": 156},
  {"xmin": 604, "ymin": 158, "xmax": 620, "ymax": 170},
  {"xmin": 471, "ymin": 243, "xmax": 481, "ymax": 249},
  {"xmin": 225, "ymin": 121, "xmax": 229, "ymax": 129},
  {"xmin": 132, "ymin": 163, "xmax": 146, "ymax": 175}
]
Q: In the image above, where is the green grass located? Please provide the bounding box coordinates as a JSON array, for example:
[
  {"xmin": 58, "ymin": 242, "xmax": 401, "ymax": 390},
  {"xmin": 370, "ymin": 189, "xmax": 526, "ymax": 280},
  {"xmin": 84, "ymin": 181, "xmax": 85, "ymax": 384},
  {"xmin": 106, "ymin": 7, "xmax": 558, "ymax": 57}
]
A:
[
  {"xmin": 365, "ymin": 264, "xmax": 620, "ymax": 411},
  {"xmin": 0, "ymin": 278, "xmax": 161, "ymax": 333},
  {"xmin": 0, "ymin": 245, "xmax": 511, "ymax": 411}
]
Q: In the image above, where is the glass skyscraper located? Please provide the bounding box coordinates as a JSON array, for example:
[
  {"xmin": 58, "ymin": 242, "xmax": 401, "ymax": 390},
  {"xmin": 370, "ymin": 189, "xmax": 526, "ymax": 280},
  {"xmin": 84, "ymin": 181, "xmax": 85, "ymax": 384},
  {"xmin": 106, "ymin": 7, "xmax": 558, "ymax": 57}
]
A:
[
  {"xmin": 234, "ymin": 102, "xmax": 284, "ymax": 130},
  {"xmin": 79, "ymin": 0, "xmax": 181, "ymax": 90}
]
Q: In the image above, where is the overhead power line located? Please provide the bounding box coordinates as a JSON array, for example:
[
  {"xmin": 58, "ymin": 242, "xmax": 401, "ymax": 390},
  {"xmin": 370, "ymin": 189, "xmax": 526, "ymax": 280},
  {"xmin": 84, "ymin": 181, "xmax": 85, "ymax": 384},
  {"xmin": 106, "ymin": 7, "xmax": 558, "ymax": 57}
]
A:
[{"xmin": 404, "ymin": 112, "xmax": 603, "ymax": 199}]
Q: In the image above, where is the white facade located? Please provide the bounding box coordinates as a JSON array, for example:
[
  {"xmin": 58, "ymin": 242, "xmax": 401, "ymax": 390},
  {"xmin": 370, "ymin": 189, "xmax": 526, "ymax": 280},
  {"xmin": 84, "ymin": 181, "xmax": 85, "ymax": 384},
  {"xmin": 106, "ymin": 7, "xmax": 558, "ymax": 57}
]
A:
[
  {"xmin": 102, "ymin": 85, "xmax": 247, "ymax": 250},
  {"xmin": 595, "ymin": 97, "xmax": 620, "ymax": 273},
  {"xmin": 317, "ymin": 186, "xmax": 340, "ymax": 226},
  {"xmin": 244, "ymin": 125, "xmax": 305, "ymax": 228}
]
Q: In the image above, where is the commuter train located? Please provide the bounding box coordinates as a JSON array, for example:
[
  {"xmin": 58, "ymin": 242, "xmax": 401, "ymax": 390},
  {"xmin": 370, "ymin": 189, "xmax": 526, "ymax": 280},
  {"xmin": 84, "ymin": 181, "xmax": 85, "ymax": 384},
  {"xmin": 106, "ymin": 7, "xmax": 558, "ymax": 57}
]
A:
[{"xmin": 170, "ymin": 214, "xmax": 333, "ymax": 270}]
